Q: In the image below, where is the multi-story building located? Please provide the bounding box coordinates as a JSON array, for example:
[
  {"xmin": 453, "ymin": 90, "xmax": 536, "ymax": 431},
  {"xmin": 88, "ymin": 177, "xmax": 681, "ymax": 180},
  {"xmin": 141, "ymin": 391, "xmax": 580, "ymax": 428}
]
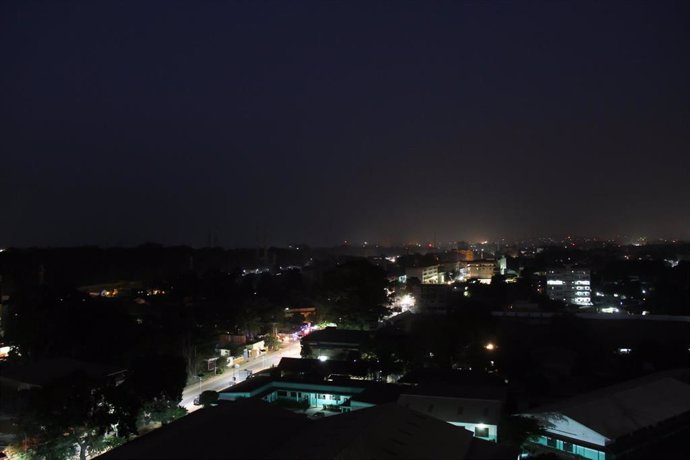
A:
[
  {"xmin": 546, "ymin": 268, "xmax": 592, "ymax": 307},
  {"xmin": 466, "ymin": 260, "xmax": 496, "ymax": 284},
  {"xmin": 406, "ymin": 265, "xmax": 441, "ymax": 284}
]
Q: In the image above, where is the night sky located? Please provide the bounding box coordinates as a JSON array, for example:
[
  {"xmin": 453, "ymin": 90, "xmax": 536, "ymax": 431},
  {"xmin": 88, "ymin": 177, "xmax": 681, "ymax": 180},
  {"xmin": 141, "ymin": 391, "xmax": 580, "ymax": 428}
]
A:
[{"xmin": 2, "ymin": 1, "xmax": 689, "ymax": 247}]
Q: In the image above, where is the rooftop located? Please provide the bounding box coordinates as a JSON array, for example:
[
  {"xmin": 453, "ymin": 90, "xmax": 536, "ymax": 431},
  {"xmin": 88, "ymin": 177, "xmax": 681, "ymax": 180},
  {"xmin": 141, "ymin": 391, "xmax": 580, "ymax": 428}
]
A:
[
  {"xmin": 529, "ymin": 369, "xmax": 690, "ymax": 440},
  {"xmin": 273, "ymin": 403, "xmax": 474, "ymax": 460},
  {"xmin": 301, "ymin": 327, "xmax": 370, "ymax": 344},
  {"xmin": 97, "ymin": 399, "xmax": 309, "ymax": 459},
  {"xmin": 99, "ymin": 400, "xmax": 516, "ymax": 460}
]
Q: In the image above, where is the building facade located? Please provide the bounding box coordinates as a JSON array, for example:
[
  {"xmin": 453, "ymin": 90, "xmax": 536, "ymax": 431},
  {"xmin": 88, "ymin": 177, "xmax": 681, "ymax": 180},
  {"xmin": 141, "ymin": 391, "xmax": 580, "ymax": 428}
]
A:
[
  {"xmin": 405, "ymin": 265, "xmax": 441, "ymax": 284},
  {"xmin": 546, "ymin": 268, "xmax": 592, "ymax": 307}
]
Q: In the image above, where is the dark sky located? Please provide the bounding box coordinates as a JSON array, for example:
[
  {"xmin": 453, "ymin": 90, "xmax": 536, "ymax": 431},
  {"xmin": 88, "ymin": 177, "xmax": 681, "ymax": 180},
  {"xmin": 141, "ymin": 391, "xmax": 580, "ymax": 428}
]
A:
[{"xmin": 1, "ymin": 1, "xmax": 689, "ymax": 247}]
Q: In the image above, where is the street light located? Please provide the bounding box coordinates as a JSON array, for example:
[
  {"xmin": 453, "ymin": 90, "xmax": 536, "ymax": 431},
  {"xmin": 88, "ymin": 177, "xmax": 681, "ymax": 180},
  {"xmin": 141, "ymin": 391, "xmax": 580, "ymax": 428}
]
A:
[{"xmin": 484, "ymin": 342, "xmax": 496, "ymax": 351}]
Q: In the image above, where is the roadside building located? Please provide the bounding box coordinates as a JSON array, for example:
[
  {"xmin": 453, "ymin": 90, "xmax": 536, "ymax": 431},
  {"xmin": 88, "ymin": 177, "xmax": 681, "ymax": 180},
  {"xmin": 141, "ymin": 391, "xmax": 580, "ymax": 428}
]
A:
[{"xmin": 301, "ymin": 327, "xmax": 370, "ymax": 361}]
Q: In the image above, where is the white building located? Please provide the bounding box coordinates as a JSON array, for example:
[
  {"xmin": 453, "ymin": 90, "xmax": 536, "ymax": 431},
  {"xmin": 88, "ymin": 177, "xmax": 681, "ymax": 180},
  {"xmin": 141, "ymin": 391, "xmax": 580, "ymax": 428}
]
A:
[
  {"xmin": 523, "ymin": 370, "xmax": 690, "ymax": 460},
  {"xmin": 398, "ymin": 392, "xmax": 502, "ymax": 442},
  {"xmin": 546, "ymin": 268, "xmax": 592, "ymax": 307},
  {"xmin": 406, "ymin": 265, "xmax": 441, "ymax": 284}
]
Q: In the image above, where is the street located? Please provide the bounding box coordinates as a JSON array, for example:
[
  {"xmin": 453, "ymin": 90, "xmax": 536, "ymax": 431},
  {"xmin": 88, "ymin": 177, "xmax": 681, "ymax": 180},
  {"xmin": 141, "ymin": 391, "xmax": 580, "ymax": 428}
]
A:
[{"xmin": 180, "ymin": 340, "xmax": 301, "ymax": 410}]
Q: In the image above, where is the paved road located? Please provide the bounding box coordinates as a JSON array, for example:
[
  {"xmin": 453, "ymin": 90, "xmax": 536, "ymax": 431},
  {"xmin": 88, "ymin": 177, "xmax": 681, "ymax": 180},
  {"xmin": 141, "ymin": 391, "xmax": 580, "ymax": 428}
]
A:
[{"xmin": 180, "ymin": 340, "xmax": 301, "ymax": 410}]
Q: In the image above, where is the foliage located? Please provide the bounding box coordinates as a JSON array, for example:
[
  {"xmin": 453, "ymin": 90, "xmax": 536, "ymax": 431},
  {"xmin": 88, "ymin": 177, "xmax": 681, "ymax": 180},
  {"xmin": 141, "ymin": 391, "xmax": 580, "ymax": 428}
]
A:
[
  {"xmin": 2, "ymin": 286, "xmax": 138, "ymax": 363},
  {"xmin": 263, "ymin": 334, "xmax": 281, "ymax": 351},
  {"xmin": 498, "ymin": 415, "xmax": 551, "ymax": 449},
  {"xmin": 198, "ymin": 390, "xmax": 219, "ymax": 407},
  {"xmin": 300, "ymin": 342, "xmax": 313, "ymax": 359},
  {"xmin": 11, "ymin": 375, "xmax": 132, "ymax": 460},
  {"xmin": 317, "ymin": 259, "xmax": 390, "ymax": 329},
  {"xmin": 125, "ymin": 354, "xmax": 187, "ymax": 403},
  {"xmin": 139, "ymin": 399, "xmax": 187, "ymax": 426}
]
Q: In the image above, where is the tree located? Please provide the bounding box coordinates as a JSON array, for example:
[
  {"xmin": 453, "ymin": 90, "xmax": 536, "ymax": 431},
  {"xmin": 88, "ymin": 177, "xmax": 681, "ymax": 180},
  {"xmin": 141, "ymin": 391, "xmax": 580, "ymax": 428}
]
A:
[
  {"xmin": 198, "ymin": 390, "xmax": 219, "ymax": 407},
  {"xmin": 317, "ymin": 259, "xmax": 390, "ymax": 329},
  {"xmin": 263, "ymin": 334, "xmax": 281, "ymax": 351},
  {"xmin": 12, "ymin": 375, "xmax": 131, "ymax": 460},
  {"xmin": 139, "ymin": 399, "xmax": 187, "ymax": 426},
  {"xmin": 301, "ymin": 342, "xmax": 313, "ymax": 359},
  {"xmin": 125, "ymin": 354, "xmax": 187, "ymax": 403},
  {"xmin": 499, "ymin": 415, "xmax": 551, "ymax": 450}
]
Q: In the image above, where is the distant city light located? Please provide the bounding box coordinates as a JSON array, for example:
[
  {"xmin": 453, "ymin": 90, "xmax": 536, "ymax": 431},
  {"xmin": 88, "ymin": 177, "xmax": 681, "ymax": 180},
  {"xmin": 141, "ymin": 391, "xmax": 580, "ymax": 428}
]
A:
[{"xmin": 484, "ymin": 343, "xmax": 496, "ymax": 351}]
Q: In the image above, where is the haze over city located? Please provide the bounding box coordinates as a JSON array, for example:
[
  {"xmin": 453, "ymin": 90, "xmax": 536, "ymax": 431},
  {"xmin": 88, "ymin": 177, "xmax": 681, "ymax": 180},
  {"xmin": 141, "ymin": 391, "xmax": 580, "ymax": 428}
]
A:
[{"xmin": 1, "ymin": 0, "xmax": 689, "ymax": 247}]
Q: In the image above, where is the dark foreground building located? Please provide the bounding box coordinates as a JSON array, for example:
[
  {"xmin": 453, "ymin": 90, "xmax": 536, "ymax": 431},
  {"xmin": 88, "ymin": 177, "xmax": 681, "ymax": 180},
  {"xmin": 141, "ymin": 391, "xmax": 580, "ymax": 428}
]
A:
[{"xmin": 98, "ymin": 399, "xmax": 516, "ymax": 460}]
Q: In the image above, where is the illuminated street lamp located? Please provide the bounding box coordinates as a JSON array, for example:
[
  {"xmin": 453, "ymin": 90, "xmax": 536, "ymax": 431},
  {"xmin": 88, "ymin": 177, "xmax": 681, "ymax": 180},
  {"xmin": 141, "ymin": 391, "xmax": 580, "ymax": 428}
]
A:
[{"xmin": 484, "ymin": 342, "xmax": 496, "ymax": 351}]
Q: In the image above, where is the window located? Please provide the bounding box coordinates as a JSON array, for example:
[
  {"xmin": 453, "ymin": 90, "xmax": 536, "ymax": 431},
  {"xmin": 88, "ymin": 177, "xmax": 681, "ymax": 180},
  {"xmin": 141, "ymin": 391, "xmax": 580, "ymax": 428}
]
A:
[
  {"xmin": 563, "ymin": 442, "xmax": 573, "ymax": 453},
  {"xmin": 474, "ymin": 426, "xmax": 489, "ymax": 438},
  {"xmin": 546, "ymin": 437, "xmax": 557, "ymax": 448},
  {"xmin": 289, "ymin": 392, "xmax": 296, "ymax": 397},
  {"xmin": 277, "ymin": 390, "xmax": 287, "ymax": 397}
]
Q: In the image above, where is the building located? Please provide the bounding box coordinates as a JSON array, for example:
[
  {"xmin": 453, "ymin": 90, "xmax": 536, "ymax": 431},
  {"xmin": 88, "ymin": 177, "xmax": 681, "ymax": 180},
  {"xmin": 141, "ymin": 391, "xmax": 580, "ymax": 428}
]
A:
[
  {"xmin": 284, "ymin": 306, "xmax": 317, "ymax": 321},
  {"xmin": 301, "ymin": 327, "xmax": 370, "ymax": 361},
  {"xmin": 465, "ymin": 260, "xmax": 496, "ymax": 284},
  {"xmin": 98, "ymin": 399, "xmax": 517, "ymax": 460},
  {"xmin": 416, "ymin": 284, "xmax": 450, "ymax": 314},
  {"xmin": 398, "ymin": 385, "xmax": 504, "ymax": 442},
  {"xmin": 406, "ymin": 265, "xmax": 441, "ymax": 284},
  {"xmin": 398, "ymin": 369, "xmax": 508, "ymax": 442},
  {"xmin": 546, "ymin": 268, "xmax": 592, "ymax": 307},
  {"xmin": 275, "ymin": 357, "xmax": 368, "ymax": 381},
  {"xmin": 522, "ymin": 370, "xmax": 690, "ymax": 460},
  {"xmin": 97, "ymin": 399, "xmax": 310, "ymax": 460},
  {"xmin": 276, "ymin": 403, "xmax": 517, "ymax": 460},
  {"xmin": 219, "ymin": 369, "xmax": 507, "ymax": 444}
]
